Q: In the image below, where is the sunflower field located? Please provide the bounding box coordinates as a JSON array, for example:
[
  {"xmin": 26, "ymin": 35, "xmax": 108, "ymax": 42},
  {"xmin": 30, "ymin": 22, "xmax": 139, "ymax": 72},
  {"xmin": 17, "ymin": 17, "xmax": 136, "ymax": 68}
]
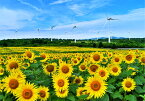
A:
[{"xmin": 0, "ymin": 47, "xmax": 145, "ymax": 101}]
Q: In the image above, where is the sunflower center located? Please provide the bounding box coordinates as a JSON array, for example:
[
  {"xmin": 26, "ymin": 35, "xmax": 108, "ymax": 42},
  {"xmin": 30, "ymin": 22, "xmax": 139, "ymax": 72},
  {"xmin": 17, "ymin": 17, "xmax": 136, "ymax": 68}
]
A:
[
  {"xmin": 74, "ymin": 60, "xmax": 77, "ymax": 63},
  {"xmin": 0, "ymin": 69, "xmax": 4, "ymax": 73},
  {"xmin": 90, "ymin": 65, "xmax": 98, "ymax": 72},
  {"xmin": 79, "ymin": 90, "xmax": 83, "ymax": 95},
  {"xmin": 112, "ymin": 67, "xmax": 118, "ymax": 73},
  {"xmin": 99, "ymin": 70, "xmax": 106, "ymax": 77},
  {"xmin": 77, "ymin": 57, "xmax": 81, "ymax": 60},
  {"xmin": 26, "ymin": 51, "xmax": 32, "ymax": 58},
  {"xmin": 126, "ymin": 55, "xmax": 132, "ymax": 61},
  {"xmin": 75, "ymin": 78, "xmax": 81, "ymax": 84},
  {"xmin": 93, "ymin": 54, "xmax": 100, "ymax": 61},
  {"xmin": 115, "ymin": 58, "xmax": 119, "ymax": 62},
  {"xmin": 59, "ymin": 90, "xmax": 66, "ymax": 94},
  {"xmin": 61, "ymin": 65, "xmax": 69, "ymax": 73},
  {"xmin": 9, "ymin": 79, "xmax": 19, "ymax": 89},
  {"xmin": 125, "ymin": 81, "xmax": 132, "ymax": 88},
  {"xmin": 58, "ymin": 79, "xmax": 65, "ymax": 87},
  {"xmin": 22, "ymin": 89, "xmax": 33, "ymax": 99},
  {"xmin": 46, "ymin": 65, "xmax": 54, "ymax": 72},
  {"xmin": 41, "ymin": 54, "xmax": 46, "ymax": 59},
  {"xmin": 9, "ymin": 62, "xmax": 18, "ymax": 69},
  {"xmin": 141, "ymin": 57, "xmax": 145, "ymax": 63},
  {"xmin": 39, "ymin": 90, "xmax": 46, "ymax": 98},
  {"xmin": 80, "ymin": 65, "xmax": 86, "ymax": 70},
  {"xmin": 91, "ymin": 81, "xmax": 101, "ymax": 91}
]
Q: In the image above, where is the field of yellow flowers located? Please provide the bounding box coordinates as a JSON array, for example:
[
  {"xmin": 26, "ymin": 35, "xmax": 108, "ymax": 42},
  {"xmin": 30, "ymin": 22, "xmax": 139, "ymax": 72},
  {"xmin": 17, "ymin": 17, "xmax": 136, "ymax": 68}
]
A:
[{"xmin": 0, "ymin": 47, "xmax": 145, "ymax": 101}]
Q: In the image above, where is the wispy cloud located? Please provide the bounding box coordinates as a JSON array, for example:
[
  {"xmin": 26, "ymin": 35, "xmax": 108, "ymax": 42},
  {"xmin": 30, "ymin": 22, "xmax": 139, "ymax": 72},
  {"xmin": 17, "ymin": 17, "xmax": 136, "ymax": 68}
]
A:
[
  {"xmin": 0, "ymin": 8, "xmax": 34, "ymax": 30},
  {"xmin": 69, "ymin": 0, "xmax": 111, "ymax": 16},
  {"xmin": 16, "ymin": 0, "xmax": 42, "ymax": 12},
  {"xmin": 50, "ymin": 0, "xmax": 72, "ymax": 5}
]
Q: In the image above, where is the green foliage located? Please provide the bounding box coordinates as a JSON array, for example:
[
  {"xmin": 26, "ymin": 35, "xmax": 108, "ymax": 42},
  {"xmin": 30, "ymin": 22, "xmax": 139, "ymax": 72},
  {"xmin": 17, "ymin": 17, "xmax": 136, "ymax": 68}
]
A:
[{"xmin": 0, "ymin": 38, "xmax": 145, "ymax": 48}]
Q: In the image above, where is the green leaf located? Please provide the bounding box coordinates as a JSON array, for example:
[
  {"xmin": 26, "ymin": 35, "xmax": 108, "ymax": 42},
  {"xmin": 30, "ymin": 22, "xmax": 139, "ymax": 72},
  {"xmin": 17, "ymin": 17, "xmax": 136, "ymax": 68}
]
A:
[
  {"xmin": 119, "ymin": 88, "xmax": 124, "ymax": 93},
  {"xmin": 134, "ymin": 76, "xmax": 144, "ymax": 85},
  {"xmin": 107, "ymin": 84, "xmax": 116, "ymax": 93},
  {"xmin": 67, "ymin": 94, "xmax": 75, "ymax": 101},
  {"xmin": 111, "ymin": 91, "xmax": 123, "ymax": 100},
  {"xmin": 100, "ymin": 94, "xmax": 109, "ymax": 101},
  {"xmin": 69, "ymin": 84, "xmax": 78, "ymax": 94},
  {"xmin": 135, "ymin": 86, "xmax": 145, "ymax": 93},
  {"xmin": 0, "ymin": 95, "xmax": 4, "ymax": 100},
  {"xmin": 108, "ymin": 78, "xmax": 116, "ymax": 83},
  {"xmin": 125, "ymin": 94, "xmax": 137, "ymax": 101},
  {"xmin": 78, "ymin": 94, "xmax": 88, "ymax": 99}
]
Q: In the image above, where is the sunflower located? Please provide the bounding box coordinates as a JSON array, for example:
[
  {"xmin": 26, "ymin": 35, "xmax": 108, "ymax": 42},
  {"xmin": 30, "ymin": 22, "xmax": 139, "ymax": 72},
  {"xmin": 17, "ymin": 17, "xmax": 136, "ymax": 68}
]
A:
[
  {"xmin": 124, "ymin": 54, "xmax": 135, "ymax": 64},
  {"xmin": 127, "ymin": 67, "xmax": 138, "ymax": 76},
  {"xmin": 6, "ymin": 59, "xmax": 20, "ymax": 72},
  {"xmin": 76, "ymin": 87, "xmax": 85, "ymax": 97},
  {"xmin": 10, "ymin": 69, "xmax": 26, "ymax": 79},
  {"xmin": 109, "ymin": 64, "xmax": 121, "ymax": 76},
  {"xmin": 59, "ymin": 62, "xmax": 73, "ymax": 77},
  {"xmin": 0, "ymin": 66, "xmax": 4, "ymax": 75},
  {"xmin": 24, "ymin": 50, "xmax": 35, "ymax": 60},
  {"xmin": 85, "ymin": 76, "xmax": 107, "ymax": 98},
  {"xmin": 91, "ymin": 52, "xmax": 103, "ymax": 63},
  {"xmin": 73, "ymin": 76, "xmax": 84, "ymax": 85},
  {"xmin": 77, "ymin": 87, "xmax": 92, "ymax": 100},
  {"xmin": 107, "ymin": 52, "xmax": 113, "ymax": 57},
  {"xmin": 71, "ymin": 58, "xmax": 80, "ymax": 66},
  {"xmin": 16, "ymin": 82, "xmax": 38, "ymax": 101},
  {"xmin": 139, "ymin": 54, "xmax": 145, "ymax": 65},
  {"xmin": 96, "ymin": 67, "xmax": 109, "ymax": 80},
  {"xmin": 38, "ymin": 86, "xmax": 49, "ymax": 101},
  {"xmin": 88, "ymin": 64, "xmax": 100, "ymax": 75},
  {"xmin": 79, "ymin": 63, "xmax": 87, "ymax": 72},
  {"xmin": 112, "ymin": 55, "xmax": 122, "ymax": 64},
  {"xmin": 2, "ymin": 73, "xmax": 25, "ymax": 94},
  {"xmin": 0, "ymin": 80, "xmax": 4, "ymax": 92},
  {"xmin": 53, "ymin": 74, "xmax": 69, "ymax": 90},
  {"xmin": 122, "ymin": 77, "xmax": 136, "ymax": 92},
  {"xmin": 40, "ymin": 53, "xmax": 48, "ymax": 62},
  {"xmin": 22, "ymin": 62, "xmax": 30, "ymax": 69},
  {"xmin": 55, "ymin": 88, "xmax": 68, "ymax": 98},
  {"xmin": 101, "ymin": 57, "xmax": 108, "ymax": 65},
  {"xmin": 43, "ymin": 63, "xmax": 57, "ymax": 75},
  {"xmin": 0, "ymin": 57, "xmax": 5, "ymax": 65}
]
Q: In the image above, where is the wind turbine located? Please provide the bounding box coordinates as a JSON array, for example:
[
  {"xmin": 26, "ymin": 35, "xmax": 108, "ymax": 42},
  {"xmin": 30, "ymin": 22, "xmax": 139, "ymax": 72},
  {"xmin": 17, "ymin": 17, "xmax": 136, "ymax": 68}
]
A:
[
  {"xmin": 50, "ymin": 25, "xmax": 56, "ymax": 41},
  {"xmin": 15, "ymin": 29, "xmax": 18, "ymax": 33},
  {"xmin": 37, "ymin": 28, "xmax": 40, "ymax": 33},
  {"xmin": 72, "ymin": 25, "xmax": 77, "ymax": 43},
  {"xmin": 106, "ymin": 16, "xmax": 118, "ymax": 43}
]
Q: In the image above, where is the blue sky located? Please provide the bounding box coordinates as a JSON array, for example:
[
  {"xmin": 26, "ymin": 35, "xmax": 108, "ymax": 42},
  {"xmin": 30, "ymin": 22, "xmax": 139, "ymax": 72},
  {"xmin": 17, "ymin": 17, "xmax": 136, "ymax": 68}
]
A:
[{"xmin": 0, "ymin": 0, "xmax": 145, "ymax": 39}]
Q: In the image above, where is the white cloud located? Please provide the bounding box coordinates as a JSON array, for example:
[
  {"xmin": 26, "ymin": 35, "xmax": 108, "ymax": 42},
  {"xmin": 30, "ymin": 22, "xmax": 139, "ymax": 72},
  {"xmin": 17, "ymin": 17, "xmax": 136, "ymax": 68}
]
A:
[
  {"xmin": 50, "ymin": 0, "xmax": 72, "ymax": 5},
  {"xmin": 69, "ymin": 4, "xmax": 85, "ymax": 16},
  {"xmin": 0, "ymin": 8, "xmax": 34, "ymax": 30},
  {"xmin": 0, "ymin": 8, "xmax": 145, "ymax": 40},
  {"xmin": 69, "ymin": 0, "xmax": 110, "ymax": 16},
  {"xmin": 51, "ymin": 8, "xmax": 145, "ymax": 38},
  {"xmin": 16, "ymin": 0, "xmax": 42, "ymax": 12}
]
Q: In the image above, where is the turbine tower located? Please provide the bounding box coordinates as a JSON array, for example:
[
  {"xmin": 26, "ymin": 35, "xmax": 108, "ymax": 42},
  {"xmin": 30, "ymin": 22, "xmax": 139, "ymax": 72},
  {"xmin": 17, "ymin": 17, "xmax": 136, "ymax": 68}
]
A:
[
  {"xmin": 72, "ymin": 26, "xmax": 77, "ymax": 43},
  {"xmin": 106, "ymin": 17, "xmax": 118, "ymax": 43},
  {"xmin": 50, "ymin": 25, "xmax": 56, "ymax": 41}
]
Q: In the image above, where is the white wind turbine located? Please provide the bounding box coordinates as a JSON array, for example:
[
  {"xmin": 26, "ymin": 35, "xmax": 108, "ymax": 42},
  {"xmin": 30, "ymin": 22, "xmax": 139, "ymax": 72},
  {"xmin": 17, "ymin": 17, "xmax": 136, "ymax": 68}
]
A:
[
  {"xmin": 102, "ymin": 15, "xmax": 118, "ymax": 43},
  {"xmin": 72, "ymin": 26, "xmax": 77, "ymax": 43},
  {"xmin": 50, "ymin": 25, "xmax": 56, "ymax": 41}
]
